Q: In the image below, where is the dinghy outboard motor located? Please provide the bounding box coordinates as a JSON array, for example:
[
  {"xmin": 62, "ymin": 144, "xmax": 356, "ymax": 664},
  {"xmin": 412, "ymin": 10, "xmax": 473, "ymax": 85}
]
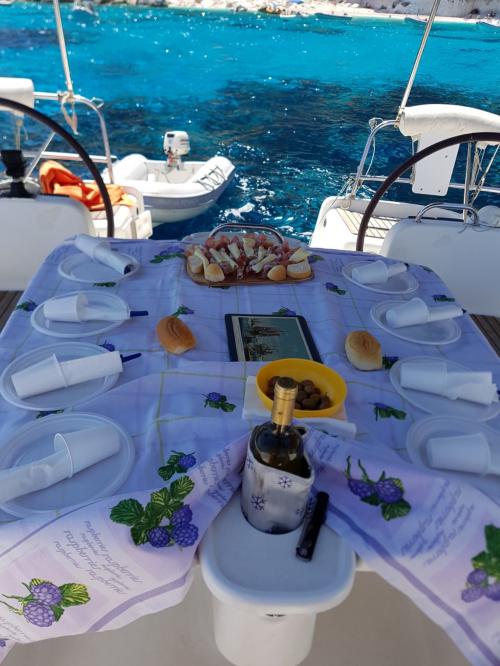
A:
[{"xmin": 163, "ymin": 131, "xmax": 190, "ymax": 169}]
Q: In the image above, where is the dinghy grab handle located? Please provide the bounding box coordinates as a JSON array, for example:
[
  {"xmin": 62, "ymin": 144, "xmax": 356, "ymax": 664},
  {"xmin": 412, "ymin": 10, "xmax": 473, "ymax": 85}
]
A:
[
  {"xmin": 356, "ymin": 131, "xmax": 500, "ymax": 252},
  {"xmin": 209, "ymin": 223, "xmax": 284, "ymax": 243},
  {"xmin": 0, "ymin": 97, "xmax": 115, "ymax": 238}
]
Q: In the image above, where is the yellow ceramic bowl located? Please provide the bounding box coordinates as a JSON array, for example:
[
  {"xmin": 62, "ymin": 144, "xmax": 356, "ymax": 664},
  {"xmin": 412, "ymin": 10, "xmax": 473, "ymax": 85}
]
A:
[{"xmin": 255, "ymin": 358, "xmax": 347, "ymax": 419}]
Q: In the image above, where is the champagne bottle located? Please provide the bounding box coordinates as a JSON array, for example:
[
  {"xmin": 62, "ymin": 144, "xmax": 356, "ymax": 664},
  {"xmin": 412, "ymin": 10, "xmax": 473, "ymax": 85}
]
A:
[
  {"xmin": 250, "ymin": 376, "xmax": 310, "ymax": 478},
  {"xmin": 241, "ymin": 377, "xmax": 313, "ymax": 534}
]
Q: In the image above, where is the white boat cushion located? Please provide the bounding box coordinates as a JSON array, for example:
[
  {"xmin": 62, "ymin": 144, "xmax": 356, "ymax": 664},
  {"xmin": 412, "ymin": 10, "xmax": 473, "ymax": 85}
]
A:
[
  {"xmin": 399, "ymin": 105, "xmax": 500, "ymax": 196},
  {"xmin": 0, "ymin": 77, "xmax": 35, "ymax": 117},
  {"xmin": 399, "ymin": 105, "xmax": 500, "ymax": 144}
]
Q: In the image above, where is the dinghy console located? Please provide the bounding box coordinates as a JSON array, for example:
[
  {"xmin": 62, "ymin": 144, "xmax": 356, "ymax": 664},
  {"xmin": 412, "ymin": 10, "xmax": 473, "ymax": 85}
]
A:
[{"xmin": 163, "ymin": 130, "xmax": 190, "ymax": 169}]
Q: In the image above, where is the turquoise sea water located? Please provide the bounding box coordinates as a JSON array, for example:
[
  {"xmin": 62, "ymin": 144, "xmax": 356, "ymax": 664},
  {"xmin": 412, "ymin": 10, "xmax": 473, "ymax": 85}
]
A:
[{"xmin": 1, "ymin": 3, "xmax": 499, "ymax": 239}]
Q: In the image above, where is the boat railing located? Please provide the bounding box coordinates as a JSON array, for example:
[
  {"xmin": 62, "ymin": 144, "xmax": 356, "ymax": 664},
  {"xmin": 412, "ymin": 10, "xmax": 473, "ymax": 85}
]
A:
[
  {"xmin": 14, "ymin": 90, "xmax": 116, "ymax": 182},
  {"xmin": 348, "ymin": 117, "xmax": 500, "ymax": 201}
]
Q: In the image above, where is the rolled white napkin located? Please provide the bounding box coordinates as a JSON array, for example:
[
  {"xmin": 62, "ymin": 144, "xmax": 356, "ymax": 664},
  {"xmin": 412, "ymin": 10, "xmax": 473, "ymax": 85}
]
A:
[
  {"xmin": 0, "ymin": 425, "xmax": 120, "ymax": 503},
  {"xmin": 75, "ymin": 234, "xmax": 134, "ymax": 275},
  {"xmin": 352, "ymin": 260, "xmax": 407, "ymax": 285},
  {"xmin": 400, "ymin": 359, "xmax": 498, "ymax": 406},
  {"xmin": 11, "ymin": 351, "xmax": 123, "ymax": 399},
  {"xmin": 426, "ymin": 432, "xmax": 500, "ymax": 475},
  {"xmin": 43, "ymin": 294, "xmax": 129, "ymax": 323},
  {"xmin": 386, "ymin": 297, "xmax": 463, "ymax": 329}
]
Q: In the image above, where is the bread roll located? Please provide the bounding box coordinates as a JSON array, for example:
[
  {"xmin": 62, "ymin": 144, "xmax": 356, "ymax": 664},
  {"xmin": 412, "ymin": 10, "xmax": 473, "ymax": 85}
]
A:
[
  {"xmin": 157, "ymin": 316, "xmax": 196, "ymax": 355},
  {"xmin": 267, "ymin": 264, "xmax": 286, "ymax": 281},
  {"xmin": 205, "ymin": 262, "xmax": 225, "ymax": 283},
  {"xmin": 345, "ymin": 331, "xmax": 382, "ymax": 371},
  {"xmin": 187, "ymin": 255, "xmax": 203, "ymax": 274},
  {"xmin": 287, "ymin": 260, "xmax": 311, "ymax": 280}
]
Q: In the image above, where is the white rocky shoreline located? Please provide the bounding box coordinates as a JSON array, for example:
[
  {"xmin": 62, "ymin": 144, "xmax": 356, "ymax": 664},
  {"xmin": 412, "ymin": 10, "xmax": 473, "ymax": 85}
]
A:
[{"xmin": 58, "ymin": 0, "xmax": 499, "ymax": 22}]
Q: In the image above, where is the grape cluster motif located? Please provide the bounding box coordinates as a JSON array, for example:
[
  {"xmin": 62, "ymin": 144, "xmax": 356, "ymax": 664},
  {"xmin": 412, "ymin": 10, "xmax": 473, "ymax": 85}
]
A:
[
  {"xmin": 15, "ymin": 300, "xmax": 37, "ymax": 312},
  {"xmin": 110, "ymin": 451, "xmax": 199, "ymax": 549},
  {"xmin": 345, "ymin": 456, "xmax": 411, "ymax": 521},
  {"xmin": 150, "ymin": 245, "xmax": 185, "ymax": 263},
  {"xmin": 325, "ymin": 282, "xmax": 346, "ymax": 295},
  {"xmin": 0, "ymin": 579, "xmax": 90, "ymax": 628},
  {"xmin": 462, "ymin": 525, "xmax": 500, "ymax": 604},
  {"xmin": 203, "ymin": 392, "xmax": 236, "ymax": 413},
  {"xmin": 373, "ymin": 402, "xmax": 406, "ymax": 421},
  {"xmin": 382, "ymin": 355, "xmax": 399, "ymax": 370},
  {"xmin": 272, "ymin": 307, "xmax": 296, "ymax": 317},
  {"xmin": 171, "ymin": 304, "xmax": 194, "ymax": 317},
  {"xmin": 433, "ymin": 294, "xmax": 455, "ymax": 303}
]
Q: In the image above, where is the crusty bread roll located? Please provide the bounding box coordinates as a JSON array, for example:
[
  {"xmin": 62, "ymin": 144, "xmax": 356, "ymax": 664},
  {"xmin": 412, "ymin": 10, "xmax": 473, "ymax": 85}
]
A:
[
  {"xmin": 204, "ymin": 262, "xmax": 225, "ymax": 283},
  {"xmin": 187, "ymin": 255, "xmax": 203, "ymax": 274},
  {"xmin": 287, "ymin": 260, "xmax": 311, "ymax": 280},
  {"xmin": 345, "ymin": 330, "xmax": 382, "ymax": 371},
  {"xmin": 157, "ymin": 316, "xmax": 196, "ymax": 355},
  {"xmin": 267, "ymin": 264, "xmax": 286, "ymax": 281}
]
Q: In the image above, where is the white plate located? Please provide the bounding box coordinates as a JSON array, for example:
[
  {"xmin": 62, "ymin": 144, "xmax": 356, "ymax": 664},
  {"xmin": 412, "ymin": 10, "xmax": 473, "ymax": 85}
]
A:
[
  {"xmin": 31, "ymin": 291, "xmax": 129, "ymax": 338},
  {"xmin": 0, "ymin": 412, "xmax": 134, "ymax": 518},
  {"xmin": 0, "ymin": 342, "xmax": 120, "ymax": 411},
  {"xmin": 58, "ymin": 252, "xmax": 140, "ymax": 284},
  {"xmin": 406, "ymin": 416, "xmax": 500, "ymax": 501},
  {"xmin": 371, "ymin": 300, "xmax": 461, "ymax": 346},
  {"xmin": 390, "ymin": 357, "xmax": 500, "ymax": 422},
  {"xmin": 342, "ymin": 260, "xmax": 419, "ymax": 295}
]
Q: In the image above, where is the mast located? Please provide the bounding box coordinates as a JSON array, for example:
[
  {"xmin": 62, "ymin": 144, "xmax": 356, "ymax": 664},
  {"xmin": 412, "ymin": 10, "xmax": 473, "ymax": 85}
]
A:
[{"xmin": 396, "ymin": 0, "xmax": 441, "ymax": 121}]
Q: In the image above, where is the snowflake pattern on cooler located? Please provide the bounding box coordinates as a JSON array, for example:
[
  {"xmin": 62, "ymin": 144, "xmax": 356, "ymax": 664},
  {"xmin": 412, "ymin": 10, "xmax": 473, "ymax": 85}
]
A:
[
  {"xmin": 278, "ymin": 476, "xmax": 292, "ymax": 489},
  {"xmin": 245, "ymin": 456, "xmax": 254, "ymax": 470},
  {"xmin": 251, "ymin": 495, "xmax": 266, "ymax": 511}
]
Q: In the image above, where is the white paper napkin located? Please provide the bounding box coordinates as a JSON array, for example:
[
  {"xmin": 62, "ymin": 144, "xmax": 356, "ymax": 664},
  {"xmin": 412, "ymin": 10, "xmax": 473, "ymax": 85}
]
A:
[
  {"xmin": 11, "ymin": 351, "xmax": 123, "ymax": 399},
  {"xmin": 352, "ymin": 260, "xmax": 407, "ymax": 285},
  {"xmin": 75, "ymin": 234, "xmax": 134, "ymax": 275},
  {"xmin": 242, "ymin": 376, "xmax": 357, "ymax": 439},
  {"xmin": 386, "ymin": 297, "xmax": 463, "ymax": 329},
  {"xmin": 43, "ymin": 294, "xmax": 129, "ymax": 323},
  {"xmin": 400, "ymin": 359, "xmax": 498, "ymax": 406},
  {"xmin": 0, "ymin": 425, "xmax": 121, "ymax": 503},
  {"xmin": 426, "ymin": 432, "xmax": 500, "ymax": 475}
]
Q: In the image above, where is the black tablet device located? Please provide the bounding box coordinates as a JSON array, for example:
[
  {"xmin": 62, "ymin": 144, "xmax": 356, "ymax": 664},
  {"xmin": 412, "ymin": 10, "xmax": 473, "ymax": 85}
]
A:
[{"xmin": 225, "ymin": 314, "xmax": 321, "ymax": 363}]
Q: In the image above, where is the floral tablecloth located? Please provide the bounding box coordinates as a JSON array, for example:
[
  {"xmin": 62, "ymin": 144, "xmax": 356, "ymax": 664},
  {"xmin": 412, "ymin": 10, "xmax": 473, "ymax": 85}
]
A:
[{"xmin": 0, "ymin": 239, "xmax": 499, "ymax": 665}]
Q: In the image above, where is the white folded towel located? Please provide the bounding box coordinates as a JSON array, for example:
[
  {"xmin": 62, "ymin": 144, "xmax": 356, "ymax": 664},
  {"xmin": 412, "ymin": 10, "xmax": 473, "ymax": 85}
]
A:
[
  {"xmin": 43, "ymin": 294, "xmax": 129, "ymax": 323},
  {"xmin": 426, "ymin": 432, "xmax": 500, "ymax": 475},
  {"xmin": 400, "ymin": 359, "xmax": 498, "ymax": 406},
  {"xmin": 386, "ymin": 297, "xmax": 463, "ymax": 329},
  {"xmin": 0, "ymin": 425, "xmax": 120, "ymax": 503},
  {"xmin": 11, "ymin": 351, "xmax": 123, "ymax": 399},
  {"xmin": 352, "ymin": 260, "xmax": 407, "ymax": 285},
  {"xmin": 75, "ymin": 234, "xmax": 134, "ymax": 275}
]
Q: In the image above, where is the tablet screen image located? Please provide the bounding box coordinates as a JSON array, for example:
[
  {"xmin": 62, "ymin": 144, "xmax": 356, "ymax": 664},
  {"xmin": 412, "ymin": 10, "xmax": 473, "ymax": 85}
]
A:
[{"xmin": 225, "ymin": 314, "xmax": 321, "ymax": 363}]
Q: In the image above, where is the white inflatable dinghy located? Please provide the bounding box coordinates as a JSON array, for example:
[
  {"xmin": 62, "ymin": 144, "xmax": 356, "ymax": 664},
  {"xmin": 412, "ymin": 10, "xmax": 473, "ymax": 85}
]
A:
[{"xmin": 106, "ymin": 131, "xmax": 235, "ymax": 225}]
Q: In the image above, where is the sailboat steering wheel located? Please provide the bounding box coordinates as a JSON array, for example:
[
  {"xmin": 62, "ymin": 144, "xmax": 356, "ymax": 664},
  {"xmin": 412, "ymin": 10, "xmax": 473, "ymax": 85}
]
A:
[
  {"xmin": 356, "ymin": 131, "xmax": 500, "ymax": 252},
  {"xmin": 0, "ymin": 97, "xmax": 114, "ymax": 237}
]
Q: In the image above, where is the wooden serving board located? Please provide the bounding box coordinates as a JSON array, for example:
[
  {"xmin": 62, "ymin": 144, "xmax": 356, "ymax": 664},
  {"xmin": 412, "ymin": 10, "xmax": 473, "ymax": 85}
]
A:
[{"xmin": 186, "ymin": 263, "xmax": 314, "ymax": 287}]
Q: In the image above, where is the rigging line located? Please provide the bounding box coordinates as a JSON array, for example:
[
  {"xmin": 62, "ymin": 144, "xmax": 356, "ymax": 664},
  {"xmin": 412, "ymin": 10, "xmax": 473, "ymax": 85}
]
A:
[{"xmin": 470, "ymin": 145, "xmax": 499, "ymax": 205}]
